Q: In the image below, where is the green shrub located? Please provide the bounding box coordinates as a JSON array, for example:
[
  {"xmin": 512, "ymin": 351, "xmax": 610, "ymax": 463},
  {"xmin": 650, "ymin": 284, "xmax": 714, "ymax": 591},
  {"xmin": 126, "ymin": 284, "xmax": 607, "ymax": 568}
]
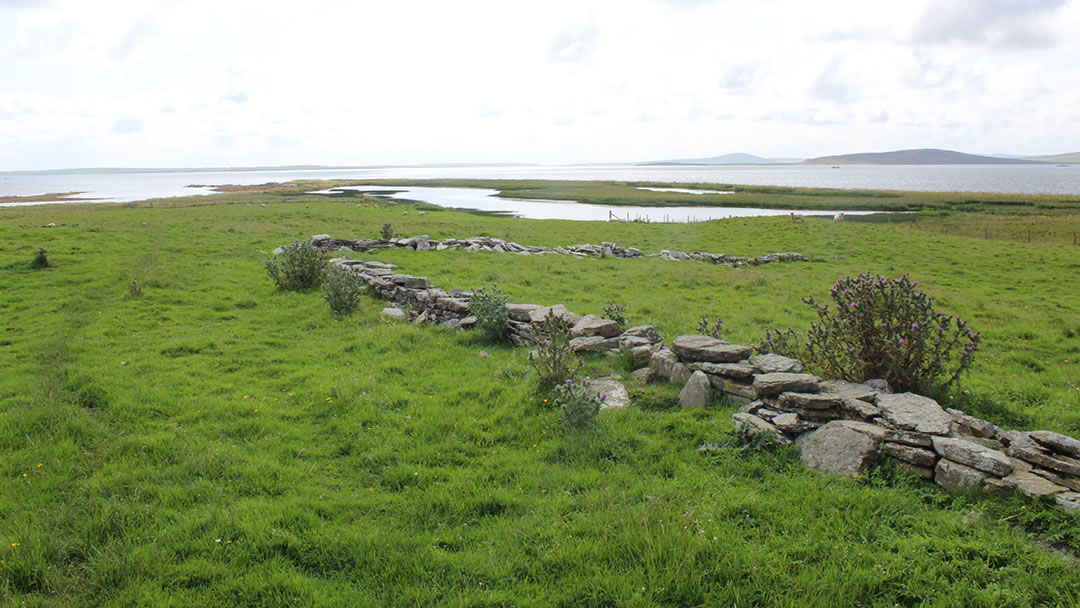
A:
[
  {"xmin": 554, "ymin": 378, "xmax": 603, "ymax": 429},
  {"xmin": 265, "ymin": 240, "xmax": 327, "ymax": 290},
  {"xmin": 322, "ymin": 265, "xmax": 367, "ymax": 315},
  {"xmin": 380, "ymin": 223, "xmax": 396, "ymax": 241},
  {"xmin": 529, "ymin": 312, "xmax": 582, "ymax": 388},
  {"xmin": 30, "ymin": 248, "xmax": 52, "ymax": 269},
  {"xmin": 760, "ymin": 273, "xmax": 980, "ymax": 394},
  {"xmin": 469, "ymin": 284, "xmax": 510, "ymax": 344}
]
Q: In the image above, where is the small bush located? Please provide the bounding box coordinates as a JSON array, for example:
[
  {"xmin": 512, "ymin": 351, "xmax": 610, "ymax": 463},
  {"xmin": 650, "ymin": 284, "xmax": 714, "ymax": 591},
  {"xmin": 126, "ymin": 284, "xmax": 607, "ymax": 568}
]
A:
[
  {"xmin": 30, "ymin": 248, "xmax": 52, "ymax": 269},
  {"xmin": 760, "ymin": 273, "xmax": 980, "ymax": 394},
  {"xmin": 129, "ymin": 280, "xmax": 142, "ymax": 297},
  {"xmin": 554, "ymin": 378, "xmax": 603, "ymax": 429},
  {"xmin": 697, "ymin": 315, "xmax": 724, "ymax": 339},
  {"xmin": 380, "ymin": 223, "xmax": 396, "ymax": 241},
  {"xmin": 322, "ymin": 265, "xmax": 366, "ymax": 315},
  {"xmin": 602, "ymin": 302, "xmax": 627, "ymax": 328},
  {"xmin": 529, "ymin": 312, "xmax": 582, "ymax": 388},
  {"xmin": 469, "ymin": 284, "xmax": 510, "ymax": 344},
  {"xmin": 265, "ymin": 240, "xmax": 327, "ymax": 290}
]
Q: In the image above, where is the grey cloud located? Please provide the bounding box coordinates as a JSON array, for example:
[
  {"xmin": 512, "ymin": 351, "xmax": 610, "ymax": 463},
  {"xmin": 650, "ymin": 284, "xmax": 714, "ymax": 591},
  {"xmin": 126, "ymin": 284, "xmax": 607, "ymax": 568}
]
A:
[
  {"xmin": 112, "ymin": 116, "xmax": 143, "ymax": 134},
  {"xmin": 222, "ymin": 91, "xmax": 249, "ymax": 103},
  {"xmin": 911, "ymin": 0, "xmax": 1068, "ymax": 49},
  {"xmin": 547, "ymin": 23, "xmax": 598, "ymax": 63}
]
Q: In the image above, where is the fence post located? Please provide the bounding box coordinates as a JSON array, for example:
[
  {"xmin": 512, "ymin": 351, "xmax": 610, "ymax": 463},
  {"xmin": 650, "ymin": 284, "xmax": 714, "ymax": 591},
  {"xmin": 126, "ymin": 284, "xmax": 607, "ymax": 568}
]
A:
[{"xmin": 985, "ymin": 227, "xmax": 989, "ymax": 240}]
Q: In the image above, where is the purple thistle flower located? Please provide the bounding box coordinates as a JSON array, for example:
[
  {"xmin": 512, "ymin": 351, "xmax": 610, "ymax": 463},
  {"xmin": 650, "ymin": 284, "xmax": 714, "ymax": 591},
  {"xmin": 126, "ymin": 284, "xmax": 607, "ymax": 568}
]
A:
[{"xmin": 898, "ymin": 338, "xmax": 905, "ymax": 344}]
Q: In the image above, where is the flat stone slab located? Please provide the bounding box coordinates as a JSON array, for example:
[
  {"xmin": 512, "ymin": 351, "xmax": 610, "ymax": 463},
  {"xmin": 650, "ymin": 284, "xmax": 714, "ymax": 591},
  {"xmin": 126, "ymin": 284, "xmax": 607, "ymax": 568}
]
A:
[
  {"xmin": 622, "ymin": 325, "xmax": 663, "ymax": 343},
  {"xmin": 946, "ymin": 408, "xmax": 1001, "ymax": 439},
  {"xmin": 778, "ymin": 391, "xmax": 843, "ymax": 410},
  {"xmin": 1029, "ymin": 430, "xmax": 1080, "ymax": 458},
  {"xmin": 819, "ymin": 379, "xmax": 879, "ymax": 402},
  {"xmin": 572, "ymin": 315, "xmax": 622, "ymax": 338},
  {"xmin": 1007, "ymin": 445, "xmax": 1080, "ymax": 477},
  {"xmin": 839, "ymin": 397, "xmax": 882, "ymax": 419},
  {"xmin": 528, "ymin": 305, "xmax": 581, "ymax": 325},
  {"xmin": 570, "ymin": 336, "xmax": 617, "ymax": 353},
  {"xmin": 689, "ymin": 361, "xmax": 756, "ymax": 380},
  {"xmin": 671, "ymin": 335, "xmax": 751, "ymax": 364},
  {"xmin": 874, "ymin": 392, "xmax": 953, "ymax": 436},
  {"xmin": 883, "ymin": 442, "xmax": 938, "ymax": 468},
  {"xmin": 506, "ymin": 303, "xmax": 542, "ymax": 322},
  {"xmin": 932, "ymin": 437, "xmax": 1013, "ymax": 477},
  {"xmin": 1055, "ymin": 492, "xmax": 1080, "ymax": 513},
  {"xmin": 884, "ymin": 429, "xmax": 934, "ymax": 448},
  {"xmin": 797, "ymin": 420, "xmax": 879, "ymax": 478},
  {"xmin": 588, "ymin": 379, "xmax": 631, "ymax": 410},
  {"xmin": 748, "ymin": 353, "xmax": 803, "ymax": 373},
  {"xmin": 1001, "ymin": 469, "xmax": 1068, "ymax": 499},
  {"xmin": 751, "ymin": 373, "xmax": 820, "ymax": 397}
]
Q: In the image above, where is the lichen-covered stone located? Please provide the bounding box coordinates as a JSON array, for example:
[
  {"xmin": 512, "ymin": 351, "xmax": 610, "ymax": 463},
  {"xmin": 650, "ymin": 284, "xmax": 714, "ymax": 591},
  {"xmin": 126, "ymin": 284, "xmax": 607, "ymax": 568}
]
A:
[
  {"xmin": 797, "ymin": 420, "xmax": 879, "ymax": 478},
  {"xmin": 931, "ymin": 437, "xmax": 1013, "ymax": 477},
  {"xmin": 883, "ymin": 442, "xmax": 938, "ymax": 468},
  {"xmin": 751, "ymin": 373, "xmax": 821, "ymax": 397},
  {"xmin": 671, "ymin": 335, "xmax": 752, "ymax": 364},
  {"xmin": 778, "ymin": 392, "xmax": 843, "ymax": 410},
  {"xmin": 679, "ymin": 371, "xmax": 712, "ymax": 408},
  {"xmin": 1029, "ymin": 430, "xmax": 1080, "ymax": 458},
  {"xmin": 935, "ymin": 459, "xmax": 988, "ymax": 493},
  {"xmin": 874, "ymin": 393, "xmax": 953, "ymax": 436},
  {"xmin": 748, "ymin": 353, "xmax": 803, "ymax": 373}
]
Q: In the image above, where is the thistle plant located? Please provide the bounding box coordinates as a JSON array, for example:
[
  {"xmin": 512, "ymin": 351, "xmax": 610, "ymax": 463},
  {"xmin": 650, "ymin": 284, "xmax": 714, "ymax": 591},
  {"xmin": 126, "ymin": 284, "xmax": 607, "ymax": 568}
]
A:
[
  {"xmin": 554, "ymin": 378, "xmax": 604, "ymax": 429},
  {"xmin": 697, "ymin": 315, "xmax": 724, "ymax": 339},
  {"xmin": 529, "ymin": 312, "xmax": 582, "ymax": 389},
  {"xmin": 602, "ymin": 302, "xmax": 627, "ymax": 328},
  {"xmin": 469, "ymin": 284, "xmax": 510, "ymax": 344},
  {"xmin": 760, "ymin": 273, "xmax": 980, "ymax": 394}
]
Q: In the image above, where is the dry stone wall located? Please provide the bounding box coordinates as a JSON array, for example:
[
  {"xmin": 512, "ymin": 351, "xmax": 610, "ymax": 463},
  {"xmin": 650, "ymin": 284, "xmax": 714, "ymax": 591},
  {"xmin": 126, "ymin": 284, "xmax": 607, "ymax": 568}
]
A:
[
  {"xmin": 304, "ymin": 233, "xmax": 805, "ymax": 267},
  {"xmin": 288, "ymin": 234, "xmax": 1079, "ymax": 515}
]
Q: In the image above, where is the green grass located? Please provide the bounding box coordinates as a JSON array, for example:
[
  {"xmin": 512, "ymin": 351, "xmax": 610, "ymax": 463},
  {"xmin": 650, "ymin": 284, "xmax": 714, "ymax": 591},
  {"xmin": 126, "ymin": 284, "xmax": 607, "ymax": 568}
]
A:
[
  {"xmin": 351, "ymin": 178, "xmax": 1080, "ymax": 214},
  {"xmin": 2, "ymin": 185, "xmax": 1079, "ymax": 606}
]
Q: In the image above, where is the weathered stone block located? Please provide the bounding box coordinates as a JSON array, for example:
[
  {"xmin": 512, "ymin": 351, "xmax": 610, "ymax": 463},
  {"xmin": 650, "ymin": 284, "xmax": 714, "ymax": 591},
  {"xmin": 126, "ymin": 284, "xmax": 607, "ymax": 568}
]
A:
[
  {"xmin": 1029, "ymin": 430, "xmax": 1080, "ymax": 458},
  {"xmin": 689, "ymin": 361, "xmax": 757, "ymax": 380},
  {"xmin": 748, "ymin": 353, "xmax": 803, "ymax": 373},
  {"xmin": 671, "ymin": 335, "xmax": 751, "ymax": 363},
  {"xmin": 797, "ymin": 420, "xmax": 879, "ymax": 478},
  {"xmin": 935, "ymin": 459, "xmax": 988, "ymax": 493},
  {"xmin": 679, "ymin": 371, "xmax": 712, "ymax": 408},
  {"xmin": 883, "ymin": 442, "xmax": 938, "ymax": 468},
  {"xmin": 778, "ymin": 392, "xmax": 843, "ymax": 410},
  {"xmin": 819, "ymin": 379, "xmax": 879, "ymax": 403},
  {"xmin": 874, "ymin": 392, "xmax": 952, "ymax": 436},
  {"xmin": 751, "ymin": 373, "xmax": 820, "ymax": 397},
  {"xmin": 931, "ymin": 437, "xmax": 1013, "ymax": 477},
  {"xmin": 572, "ymin": 315, "xmax": 622, "ymax": 338}
]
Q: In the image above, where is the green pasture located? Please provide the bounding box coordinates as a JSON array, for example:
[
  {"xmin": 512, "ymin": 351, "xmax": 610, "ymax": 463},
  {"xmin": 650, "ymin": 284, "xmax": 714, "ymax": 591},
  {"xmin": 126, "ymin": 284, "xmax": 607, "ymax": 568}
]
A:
[{"xmin": 1, "ymin": 183, "xmax": 1078, "ymax": 606}]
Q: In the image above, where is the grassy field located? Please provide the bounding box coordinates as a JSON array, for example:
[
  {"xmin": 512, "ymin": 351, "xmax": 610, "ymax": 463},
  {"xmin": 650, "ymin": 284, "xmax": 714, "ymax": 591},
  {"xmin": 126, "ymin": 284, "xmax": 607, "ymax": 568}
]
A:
[
  {"xmin": 355, "ymin": 178, "xmax": 1080, "ymax": 215},
  {"xmin": 2, "ymin": 183, "xmax": 1079, "ymax": 606}
]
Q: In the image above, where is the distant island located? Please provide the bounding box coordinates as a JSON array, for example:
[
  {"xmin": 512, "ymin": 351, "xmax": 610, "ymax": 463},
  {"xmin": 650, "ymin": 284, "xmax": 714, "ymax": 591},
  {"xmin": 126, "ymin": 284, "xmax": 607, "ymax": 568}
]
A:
[{"xmin": 803, "ymin": 148, "xmax": 1044, "ymax": 165}]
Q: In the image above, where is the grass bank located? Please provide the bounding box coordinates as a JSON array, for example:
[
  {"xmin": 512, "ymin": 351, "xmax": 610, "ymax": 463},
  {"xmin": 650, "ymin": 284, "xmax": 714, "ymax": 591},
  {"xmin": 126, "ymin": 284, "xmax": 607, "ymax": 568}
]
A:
[{"xmin": 1, "ymin": 184, "xmax": 1079, "ymax": 606}]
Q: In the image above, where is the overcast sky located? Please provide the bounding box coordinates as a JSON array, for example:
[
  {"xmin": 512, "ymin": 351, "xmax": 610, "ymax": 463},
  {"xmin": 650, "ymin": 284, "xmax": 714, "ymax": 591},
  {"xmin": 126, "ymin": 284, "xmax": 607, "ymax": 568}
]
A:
[{"xmin": 2, "ymin": 0, "xmax": 1078, "ymax": 170}]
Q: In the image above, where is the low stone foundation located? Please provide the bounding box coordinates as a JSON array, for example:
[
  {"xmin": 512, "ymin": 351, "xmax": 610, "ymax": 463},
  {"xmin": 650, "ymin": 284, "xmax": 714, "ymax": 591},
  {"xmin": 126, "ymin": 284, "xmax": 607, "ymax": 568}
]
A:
[{"xmin": 282, "ymin": 234, "xmax": 1080, "ymax": 515}]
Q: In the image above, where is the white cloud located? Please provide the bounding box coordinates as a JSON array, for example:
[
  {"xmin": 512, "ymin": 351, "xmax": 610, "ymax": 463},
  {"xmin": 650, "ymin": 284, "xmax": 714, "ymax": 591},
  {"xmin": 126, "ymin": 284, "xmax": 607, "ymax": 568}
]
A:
[{"xmin": 0, "ymin": 0, "xmax": 1078, "ymax": 170}]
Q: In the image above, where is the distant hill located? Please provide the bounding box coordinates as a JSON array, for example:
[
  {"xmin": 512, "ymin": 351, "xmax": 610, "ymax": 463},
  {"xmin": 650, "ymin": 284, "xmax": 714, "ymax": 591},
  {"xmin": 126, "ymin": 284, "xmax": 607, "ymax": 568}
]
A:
[
  {"xmin": 639, "ymin": 153, "xmax": 796, "ymax": 165},
  {"xmin": 1023, "ymin": 152, "xmax": 1080, "ymax": 163},
  {"xmin": 803, "ymin": 148, "xmax": 1044, "ymax": 165}
]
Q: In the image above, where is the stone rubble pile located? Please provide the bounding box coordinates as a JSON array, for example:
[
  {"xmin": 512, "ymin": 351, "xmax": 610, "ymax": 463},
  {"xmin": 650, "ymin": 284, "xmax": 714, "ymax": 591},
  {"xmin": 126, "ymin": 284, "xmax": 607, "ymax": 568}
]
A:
[
  {"xmin": 303, "ymin": 234, "xmax": 804, "ymax": 267},
  {"xmin": 645, "ymin": 335, "xmax": 1080, "ymax": 513},
  {"xmin": 289, "ymin": 234, "xmax": 1078, "ymax": 515}
]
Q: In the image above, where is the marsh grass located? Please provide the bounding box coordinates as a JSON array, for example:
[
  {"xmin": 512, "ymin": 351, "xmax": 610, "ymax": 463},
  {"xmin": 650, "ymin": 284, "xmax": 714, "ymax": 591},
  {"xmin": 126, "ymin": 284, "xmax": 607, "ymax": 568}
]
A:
[{"xmin": 1, "ymin": 186, "xmax": 1078, "ymax": 606}]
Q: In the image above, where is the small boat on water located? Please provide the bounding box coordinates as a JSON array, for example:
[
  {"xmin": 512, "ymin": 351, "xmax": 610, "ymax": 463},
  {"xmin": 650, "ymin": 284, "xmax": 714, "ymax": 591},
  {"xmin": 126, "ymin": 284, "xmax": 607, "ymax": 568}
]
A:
[{"xmin": 1058, "ymin": 164, "xmax": 1071, "ymax": 167}]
